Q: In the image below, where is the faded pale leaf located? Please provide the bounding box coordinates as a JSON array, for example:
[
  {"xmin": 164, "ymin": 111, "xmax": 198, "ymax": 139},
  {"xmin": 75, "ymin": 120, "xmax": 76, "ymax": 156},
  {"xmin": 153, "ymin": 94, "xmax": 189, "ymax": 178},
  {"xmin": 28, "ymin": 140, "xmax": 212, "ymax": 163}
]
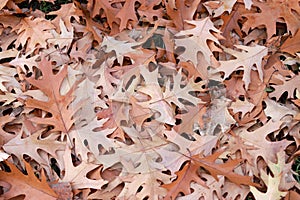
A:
[{"xmin": 217, "ymin": 44, "xmax": 267, "ymax": 89}]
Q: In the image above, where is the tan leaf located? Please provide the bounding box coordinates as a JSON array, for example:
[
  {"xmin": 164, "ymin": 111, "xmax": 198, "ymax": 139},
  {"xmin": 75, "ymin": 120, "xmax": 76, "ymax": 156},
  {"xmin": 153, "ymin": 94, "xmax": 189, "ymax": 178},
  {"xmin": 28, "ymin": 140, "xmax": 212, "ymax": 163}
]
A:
[
  {"xmin": 217, "ymin": 44, "xmax": 268, "ymax": 89},
  {"xmin": 60, "ymin": 146, "xmax": 107, "ymax": 190},
  {"xmin": 250, "ymin": 152, "xmax": 289, "ymax": 200},
  {"xmin": 3, "ymin": 130, "xmax": 65, "ymax": 166},
  {"xmin": 175, "ymin": 18, "xmax": 223, "ymax": 78},
  {"xmin": 12, "ymin": 16, "xmax": 55, "ymax": 50}
]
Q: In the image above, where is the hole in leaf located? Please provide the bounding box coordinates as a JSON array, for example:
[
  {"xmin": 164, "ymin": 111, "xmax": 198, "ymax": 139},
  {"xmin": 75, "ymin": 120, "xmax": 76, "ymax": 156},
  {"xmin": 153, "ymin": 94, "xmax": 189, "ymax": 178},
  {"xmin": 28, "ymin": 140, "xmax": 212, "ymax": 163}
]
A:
[
  {"xmin": 238, "ymin": 95, "xmax": 245, "ymax": 101},
  {"xmin": 137, "ymin": 185, "xmax": 143, "ymax": 193}
]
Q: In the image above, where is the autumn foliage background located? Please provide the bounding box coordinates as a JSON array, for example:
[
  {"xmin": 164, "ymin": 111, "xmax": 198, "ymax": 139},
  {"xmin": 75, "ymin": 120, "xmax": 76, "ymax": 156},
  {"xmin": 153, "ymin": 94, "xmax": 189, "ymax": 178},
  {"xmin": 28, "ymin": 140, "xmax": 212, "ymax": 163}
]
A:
[{"xmin": 0, "ymin": 0, "xmax": 300, "ymax": 199}]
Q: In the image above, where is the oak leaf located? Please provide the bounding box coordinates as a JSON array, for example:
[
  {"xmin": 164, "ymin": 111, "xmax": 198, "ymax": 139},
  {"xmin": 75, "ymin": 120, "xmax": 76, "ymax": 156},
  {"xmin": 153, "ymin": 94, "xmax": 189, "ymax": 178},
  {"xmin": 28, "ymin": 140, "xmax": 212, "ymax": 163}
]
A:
[
  {"xmin": 158, "ymin": 129, "xmax": 218, "ymax": 174},
  {"xmin": 250, "ymin": 152, "xmax": 288, "ymax": 200},
  {"xmin": 9, "ymin": 49, "xmax": 39, "ymax": 72},
  {"xmin": 174, "ymin": 104, "xmax": 206, "ymax": 135},
  {"xmin": 162, "ymin": 161, "xmax": 207, "ymax": 200},
  {"xmin": 24, "ymin": 57, "xmax": 79, "ymax": 133},
  {"xmin": 0, "ymin": 115, "xmax": 15, "ymax": 144},
  {"xmin": 12, "ymin": 16, "xmax": 55, "ymax": 50},
  {"xmin": 0, "ymin": 160, "xmax": 57, "ymax": 200},
  {"xmin": 242, "ymin": 0, "xmax": 300, "ymax": 39},
  {"xmin": 175, "ymin": 18, "xmax": 223, "ymax": 78},
  {"xmin": 204, "ymin": 0, "xmax": 237, "ymax": 17},
  {"xmin": 87, "ymin": 0, "xmax": 120, "ymax": 32},
  {"xmin": 216, "ymin": 44, "xmax": 267, "ymax": 89},
  {"xmin": 176, "ymin": 175, "xmax": 224, "ymax": 200},
  {"xmin": 280, "ymin": 30, "xmax": 300, "ymax": 55},
  {"xmin": 3, "ymin": 130, "xmax": 65, "ymax": 167},
  {"xmin": 269, "ymin": 75, "xmax": 300, "ymax": 100},
  {"xmin": 164, "ymin": 0, "xmax": 201, "ymax": 30},
  {"xmin": 48, "ymin": 19, "xmax": 73, "ymax": 51},
  {"xmin": 48, "ymin": 3, "xmax": 83, "ymax": 32},
  {"xmin": 163, "ymin": 149, "xmax": 257, "ymax": 199},
  {"xmin": 236, "ymin": 121, "xmax": 292, "ymax": 167},
  {"xmin": 101, "ymin": 36, "xmax": 140, "ymax": 65},
  {"xmin": 115, "ymin": 0, "xmax": 138, "ymax": 31},
  {"xmin": 60, "ymin": 146, "xmax": 107, "ymax": 190}
]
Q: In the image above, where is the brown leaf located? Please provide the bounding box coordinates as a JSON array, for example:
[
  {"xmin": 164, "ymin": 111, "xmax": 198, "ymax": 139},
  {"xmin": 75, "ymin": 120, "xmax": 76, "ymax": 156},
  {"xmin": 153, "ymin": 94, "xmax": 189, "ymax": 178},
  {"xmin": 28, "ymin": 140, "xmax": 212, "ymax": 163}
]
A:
[
  {"xmin": 25, "ymin": 57, "xmax": 79, "ymax": 133},
  {"xmin": 0, "ymin": 161, "xmax": 57, "ymax": 199},
  {"xmin": 281, "ymin": 30, "xmax": 300, "ymax": 55},
  {"xmin": 242, "ymin": 0, "xmax": 300, "ymax": 39},
  {"xmin": 164, "ymin": 0, "xmax": 201, "ymax": 30},
  {"xmin": 162, "ymin": 161, "xmax": 207, "ymax": 200}
]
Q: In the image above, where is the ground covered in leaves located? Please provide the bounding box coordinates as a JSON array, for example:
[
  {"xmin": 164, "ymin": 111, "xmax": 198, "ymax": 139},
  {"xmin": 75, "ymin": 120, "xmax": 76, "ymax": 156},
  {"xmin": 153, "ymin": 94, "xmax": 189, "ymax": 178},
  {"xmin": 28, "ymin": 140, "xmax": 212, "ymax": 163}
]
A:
[{"xmin": 0, "ymin": 0, "xmax": 300, "ymax": 199}]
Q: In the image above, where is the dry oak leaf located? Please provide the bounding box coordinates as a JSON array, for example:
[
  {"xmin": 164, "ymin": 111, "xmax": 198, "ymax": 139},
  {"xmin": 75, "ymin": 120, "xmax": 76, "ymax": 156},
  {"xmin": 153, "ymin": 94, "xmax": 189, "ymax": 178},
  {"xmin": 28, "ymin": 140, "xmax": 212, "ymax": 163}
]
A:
[
  {"xmin": 97, "ymin": 126, "xmax": 166, "ymax": 172},
  {"xmin": 164, "ymin": 0, "xmax": 201, "ymax": 30},
  {"xmin": 96, "ymin": 100, "xmax": 128, "ymax": 141},
  {"xmin": 74, "ymin": 117, "xmax": 116, "ymax": 159},
  {"xmin": 162, "ymin": 161, "xmax": 207, "ymax": 200},
  {"xmin": 280, "ymin": 30, "xmax": 300, "ymax": 55},
  {"xmin": 224, "ymin": 76, "xmax": 246, "ymax": 99},
  {"xmin": 94, "ymin": 58, "xmax": 121, "ymax": 97},
  {"xmin": 219, "ymin": 4, "xmax": 244, "ymax": 47},
  {"xmin": 284, "ymin": 190, "xmax": 300, "ymax": 200},
  {"xmin": 49, "ymin": 182, "xmax": 73, "ymax": 200},
  {"xmin": 9, "ymin": 49, "xmax": 39, "ymax": 72},
  {"xmin": 60, "ymin": 146, "xmax": 107, "ymax": 190},
  {"xmin": 87, "ymin": 0, "xmax": 120, "ymax": 30},
  {"xmin": 115, "ymin": 0, "xmax": 138, "ymax": 31},
  {"xmin": 3, "ymin": 130, "xmax": 65, "ymax": 167},
  {"xmin": 204, "ymin": 0, "xmax": 237, "ymax": 17},
  {"xmin": 163, "ymin": 68, "xmax": 206, "ymax": 109},
  {"xmin": 242, "ymin": 0, "xmax": 300, "ymax": 39},
  {"xmin": 0, "ymin": 160, "xmax": 57, "ymax": 200},
  {"xmin": 174, "ymin": 104, "xmax": 206, "ymax": 135},
  {"xmin": 136, "ymin": 66, "xmax": 175, "ymax": 125},
  {"xmin": 116, "ymin": 171, "xmax": 170, "ymax": 200},
  {"xmin": 202, "ymin": 95, "xmax": 236, "ymax": 135},
  {"xmin": 11, "ymin": 16, "xmax": 55, "ymax": 50},
  {"xmin": 221, "ymin": 181, "xmax": 250, "ymax": 200},
  {"xmin": 101, "ymin": 36, "xmax": 140, "ymax": 65},
  {"xmin": 0, "ymin": 115, "xmax": 15, "ymax": 145},
  {"xmin": 216, "ymin": 44, "xmax": 267, "ymax": 89},
  {"xmin": 250, "ymin": 152, "xmax": 288, "ymax": 200},
  {"xmin": 137, "ymin": 0, "xmax": 164, "ymax": 24},
  {"xmin": 0, "ymin": 150, "xmax": 9, "ymax": 162},
  {"xmin": 25, "ymin": 57, "xmax": 79, "ymax": 133},
  {"xmin": 48, "ymin": 19, "xmax": 73, "ymax": 51},
  {"xmin": 163, "ymin": 149, "xmax": 257, "ymax": 199},
  {"xmin": 48, "ymin": 2, "xmax": 83, "ymax": 32},
  {"xmin": 175, "ymin": 18, "xmax": 223, "ymax": 72},
  {"xmin": 236, "ymin": 120, "xmax": 292, "ymax": 167},
  {"xmin": 129, "ymin": 96, "xmax": 152, "ymax": 130},
  {"xmin": 269, "ymin": 75, "xmax": 300, "ymax": 100},
  {"xmin": 158, "ymin": 129, "xmax": 218, "ymax": 174},
  {"xmin": 177, "ymin": 175, "xmax": 224, "ymax": 200},
  {"xmin": 0, "ymin": 13, "xmax": 21, "ymax": 30},
  {"xmin": 230, "ymin": 98, "xmax": 255, "ymax": 118},
  {"xmin": 0, "ymin": 0, "xmax": 9, "ymax": 9},
  {"xmin": 263, "ymin": 98, "xmax": 297, "ymax": 122},
  {"xmin": 0, "ymin": 62, "xmax": 21, "ymax": 94}
]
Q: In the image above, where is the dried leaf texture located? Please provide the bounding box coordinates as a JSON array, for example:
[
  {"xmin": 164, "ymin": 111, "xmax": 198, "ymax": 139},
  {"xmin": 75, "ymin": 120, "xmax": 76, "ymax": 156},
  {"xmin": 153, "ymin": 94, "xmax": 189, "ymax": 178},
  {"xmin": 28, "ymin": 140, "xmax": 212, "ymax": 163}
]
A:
[
  {"xmin": 25, "ymin": 57, "xmax": 79, "ymax": 133},
  {"xmin": 0, "ymin": 0, "xmax": 299, "ymax": 199},
  {"xmin": 0, "ymin": 161, "xmax": 57, "ymax": 199}
]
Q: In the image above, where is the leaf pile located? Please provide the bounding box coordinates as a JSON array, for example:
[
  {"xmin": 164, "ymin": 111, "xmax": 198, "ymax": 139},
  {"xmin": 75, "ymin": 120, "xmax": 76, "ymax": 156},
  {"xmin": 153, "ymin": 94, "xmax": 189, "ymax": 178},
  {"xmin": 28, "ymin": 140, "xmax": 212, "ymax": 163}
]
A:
[{"xmin": 0, "ymin": 0, "xmax": 300, "ymax": 199}]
